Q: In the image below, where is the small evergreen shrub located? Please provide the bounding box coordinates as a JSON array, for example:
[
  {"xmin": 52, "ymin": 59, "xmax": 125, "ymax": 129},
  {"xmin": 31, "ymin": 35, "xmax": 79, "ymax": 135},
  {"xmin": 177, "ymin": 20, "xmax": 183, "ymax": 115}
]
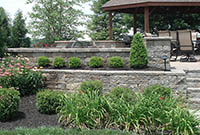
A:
[
  {"xmin": 37, "ymin": 56, "xmax": 50, "ymax": 67},
  {"xmin": 68, "ymin": 57, "xmax": 81, "ymax": 69},
  {"xmin": 129, "ymin": 33, "xmax": 148, "ymax": 69},
  {"xmin": 36, "ymin": 90, "xmax": 64, "ymax": 114},
  {"xmin": 0, "ymin": 88, "xmax": 20, "ymax": 121},
  {"xmin": 80, "ymin": 80, "xmax": 103, "ymax": 96},
  {"xmin": 53, "ymin": 57, "xmax": 66, "ymax": 68},
  {"xmin": 88, "ymin": 56, "xmax": 104, "ymax": 68},
  {"xmin": 108, "ymin": 56, "xmax": 124, "ymax": 68}
]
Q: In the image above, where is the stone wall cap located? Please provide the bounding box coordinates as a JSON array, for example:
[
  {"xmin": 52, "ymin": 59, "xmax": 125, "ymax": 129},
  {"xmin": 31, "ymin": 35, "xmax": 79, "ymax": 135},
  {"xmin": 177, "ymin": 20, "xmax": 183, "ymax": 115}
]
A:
[
  {"xmin": 144, "ymin": 37, "xmax": 172, "ymax": 40},
  {"xmin": 41, "ymin": 69, "xmax": 185, "ymax": 75},
  {"xmin": 54, "ymin": 40, "xmax": 125, "ymax": 43}
]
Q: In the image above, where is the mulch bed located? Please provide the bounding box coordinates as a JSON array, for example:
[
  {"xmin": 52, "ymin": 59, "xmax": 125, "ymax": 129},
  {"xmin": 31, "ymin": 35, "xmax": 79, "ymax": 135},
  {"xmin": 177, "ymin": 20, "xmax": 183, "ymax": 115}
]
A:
[
  {"xmin": 0, "ymin": 95, "xmax": 59, "ymax": 130},
  {"xmin": 44, "ymin": 65, "xmax": 164, "ymax": 71}
]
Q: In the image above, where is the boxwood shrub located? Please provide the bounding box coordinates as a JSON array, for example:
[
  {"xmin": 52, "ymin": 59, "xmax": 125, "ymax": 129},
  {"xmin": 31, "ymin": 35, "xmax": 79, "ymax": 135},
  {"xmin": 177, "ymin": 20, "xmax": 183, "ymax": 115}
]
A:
[
  {"xmin": 36, "ymin": 90, "xmax": 64, "ymax": 114},
  {"xmin": 88, "ymin": 56, "xmax": 104, "ymax": 68},
  {"xmin": 53, "ymin": 57, "xmax": 66, "ymax": 68},
  {"xmin": 129, "ymin": 33, "xmax": 148, "ymax": 69},
  {"xmin": 108, "ymin": 56, "xmax": 124, "ymax": 68},
  {"xmin": 37, "ymin": 56, "xmax": 50, "ymax": 67},
  {"xmin": 68, "ymin": 57, "xmax": 81, "ymax": 69},
  {"xmin": 0, "ymin": 88, "xmax": 20, "ymax": 121}
]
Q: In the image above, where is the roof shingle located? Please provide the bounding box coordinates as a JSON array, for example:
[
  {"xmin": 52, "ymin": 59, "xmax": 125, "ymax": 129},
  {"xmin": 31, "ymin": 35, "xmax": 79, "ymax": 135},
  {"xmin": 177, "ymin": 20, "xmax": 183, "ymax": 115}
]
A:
[{"xmin": 102, "ymin": 0, "xmax": 200, "ymax": 8}]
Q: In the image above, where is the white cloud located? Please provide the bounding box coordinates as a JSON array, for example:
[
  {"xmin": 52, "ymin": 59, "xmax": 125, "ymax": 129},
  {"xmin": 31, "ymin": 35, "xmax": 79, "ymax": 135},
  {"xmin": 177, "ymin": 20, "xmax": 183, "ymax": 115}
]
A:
[{"xmin": 1, "ymin": 0, "xmax": 32, "ymax": 19}]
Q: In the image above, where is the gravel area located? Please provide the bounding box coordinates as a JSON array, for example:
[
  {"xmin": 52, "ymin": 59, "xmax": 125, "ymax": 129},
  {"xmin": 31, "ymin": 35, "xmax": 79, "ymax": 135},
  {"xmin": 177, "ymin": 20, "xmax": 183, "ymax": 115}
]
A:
[{"xmin": 0, "ymin": 95, "xmax": 59, "ymax": 130}]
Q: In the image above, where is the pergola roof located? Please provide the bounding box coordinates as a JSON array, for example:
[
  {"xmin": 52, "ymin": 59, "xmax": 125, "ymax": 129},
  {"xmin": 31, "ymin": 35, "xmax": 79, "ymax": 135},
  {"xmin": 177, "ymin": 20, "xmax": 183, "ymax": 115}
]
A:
[
  {"xmin": 102, "ymin": 0, "xmax": 200, "ymax": 39},
  {"xmin": 102, "ymin": 0, "xmax": 200, "ymax": 13}
]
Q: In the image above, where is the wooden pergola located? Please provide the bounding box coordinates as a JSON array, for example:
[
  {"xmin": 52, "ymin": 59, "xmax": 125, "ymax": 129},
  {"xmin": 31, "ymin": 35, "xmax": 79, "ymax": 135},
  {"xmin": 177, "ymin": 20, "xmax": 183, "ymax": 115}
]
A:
[{"xmin": 102, "ymin": 0, "xmax": 200, "ymax": 40}]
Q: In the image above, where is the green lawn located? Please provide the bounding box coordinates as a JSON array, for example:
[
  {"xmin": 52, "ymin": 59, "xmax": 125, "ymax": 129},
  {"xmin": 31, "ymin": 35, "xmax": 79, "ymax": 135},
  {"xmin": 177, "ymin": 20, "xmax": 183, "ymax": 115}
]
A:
[{"xmin": 0, "ymin": 127, "xmax": 133, "ymax": 135}]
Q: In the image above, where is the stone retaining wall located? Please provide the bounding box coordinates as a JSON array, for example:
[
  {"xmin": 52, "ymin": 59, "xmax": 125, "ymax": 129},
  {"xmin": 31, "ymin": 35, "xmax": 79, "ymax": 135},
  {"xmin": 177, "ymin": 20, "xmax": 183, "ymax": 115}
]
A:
[
  {"xmin": 8, "ymin": 48, "xmax": 130, "ymax": 67},
  {"xmin": 144, "ymin": 37, "xmax": 171, "ymax": 70},
  {"xmin": 42, "ymin": 69, "xmax": 186, "ymax": 94},
  {"xmin": 55, "ymin": 40, "xmax": 128, "ymax": 48},
  {"xmin": 8, "ymin": 37, "xmax": 171, "ymax": 70}
]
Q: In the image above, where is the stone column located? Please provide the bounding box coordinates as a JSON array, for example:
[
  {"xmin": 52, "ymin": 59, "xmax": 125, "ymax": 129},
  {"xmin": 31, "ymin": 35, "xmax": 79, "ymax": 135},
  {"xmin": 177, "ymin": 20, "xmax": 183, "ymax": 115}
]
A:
[{"xmin": 144, "ymin": 37, "xmax": 172, "ymax": 71}]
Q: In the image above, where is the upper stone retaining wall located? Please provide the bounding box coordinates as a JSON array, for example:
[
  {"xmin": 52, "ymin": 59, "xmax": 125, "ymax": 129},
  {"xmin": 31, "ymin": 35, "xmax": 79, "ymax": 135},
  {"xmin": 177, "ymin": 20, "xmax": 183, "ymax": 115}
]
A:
[
  {"xmin": 8, "ymin": 37, "xmax": 171, "ymax": 70},
  {"xmin": 55, "ymin": 40, "xmax": 128, "ymax": 48},
  {"xmin": 144, "ymin": 37, "xmax": 171, "ymax": 70},
  {"xmin": 42, "ymin": 69, "xmax": 186, "ymax": 94},
  {"xmin": 8, "ymin": 48, "xmax": 130, "ymax": 67}
]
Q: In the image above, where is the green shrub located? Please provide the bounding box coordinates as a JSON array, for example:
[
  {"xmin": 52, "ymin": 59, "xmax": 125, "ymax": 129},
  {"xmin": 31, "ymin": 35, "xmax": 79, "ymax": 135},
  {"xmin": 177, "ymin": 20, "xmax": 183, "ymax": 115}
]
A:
[
  {"xmin": 37, "ymin": 56, "xmax": 50, "ymax": 67},
  {"xmin": 68, "ymin": 57, "xmax": 81, "ymax": 69},
  {"xmin": 143, "ymin": 85, "xmax": 172, "ymax": 98},
  {"xmin": 88, "ymin": 56, "xmax": 104, "ymax": 68},
  {"xmin": 80, "ymin": 80, "xmax": 103, "ymax": 96},
  {"xmin": 107, "ymin": 56, "xmax": 124, "ymax": 68},
  {"xmin": 108, "ymin": 87, "xmax": 136, "ymax": 103},
  {"xmin": 129, "ymin": 33, "xmax": 148, "ymax": 69},
  {"xmin": 0, "ymin": 88, "xmax": 20, "ymax": 121},
  {"xmin": 0, "ymin": 56, "xmax": 45, "ymax": 96},
  {"xmin": 36, "ymin": 90, "xmax": 64, "ymax": 114},
  {"xmin": 58, "ymin": 83, "xmax": 200, "ymax": 134},
  {"xmin": 53, "ymin": 57, "xmax": 66, "ymax": 68}
]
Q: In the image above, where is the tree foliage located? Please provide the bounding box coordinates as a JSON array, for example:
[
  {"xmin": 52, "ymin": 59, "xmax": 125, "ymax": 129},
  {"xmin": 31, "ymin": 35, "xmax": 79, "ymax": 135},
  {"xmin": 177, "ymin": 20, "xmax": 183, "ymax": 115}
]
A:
[
  {"xmin": 27, "ymin": 0, "xmax": 87, "ymax": 43},
  {"xmin": 88, "ymin": 0, "xmax": 129, "ymax": 40},
  {"xmin": 0, "ymin": 7, "xmax": 10, "ymax": 57},
  {"xmin": 123, "ymin": 13, "xmax": 200, "ymax": 34},
  {"xmin": 11, "ymin": 10, "xmax": 30, "ymax": 48},
  {"xmin": 129, "ymin": 33, "xmax": 148, "ymax": 69}
]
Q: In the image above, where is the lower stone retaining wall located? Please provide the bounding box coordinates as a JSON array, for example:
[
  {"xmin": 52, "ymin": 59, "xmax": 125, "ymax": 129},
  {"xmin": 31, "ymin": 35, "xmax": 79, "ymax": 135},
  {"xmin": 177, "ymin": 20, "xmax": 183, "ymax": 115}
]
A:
[{"xmin": 42, "ymin": 69, "xmax": 186, "ymax": 94}]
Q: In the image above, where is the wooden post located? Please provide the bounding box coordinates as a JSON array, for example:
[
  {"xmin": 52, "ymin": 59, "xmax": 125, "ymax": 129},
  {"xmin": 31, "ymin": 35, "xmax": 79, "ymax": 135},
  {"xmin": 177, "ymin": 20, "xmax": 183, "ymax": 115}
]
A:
[
  {"xmin": 133, "ymin": 13, "xmax": 137, "ymax": 34},
  {"xmin": 109, "ymin": 12, "xmax": 113, "ymax": 40},
  {"xmin": 144, "ymin": 7, "xmax": 149, "ymax": 33}
]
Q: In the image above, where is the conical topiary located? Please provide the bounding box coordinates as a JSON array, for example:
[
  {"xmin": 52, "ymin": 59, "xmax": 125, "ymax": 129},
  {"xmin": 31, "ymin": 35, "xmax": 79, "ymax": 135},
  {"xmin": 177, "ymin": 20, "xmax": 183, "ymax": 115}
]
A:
[{"xmin": 129, "ymin": 33, "xmax": 148, "ymax": 69}]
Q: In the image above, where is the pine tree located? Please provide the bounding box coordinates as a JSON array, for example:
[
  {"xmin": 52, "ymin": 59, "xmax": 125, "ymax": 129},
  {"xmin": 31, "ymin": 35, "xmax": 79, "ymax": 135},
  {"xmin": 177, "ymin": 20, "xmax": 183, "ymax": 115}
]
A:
[
  {"xmin": 129, "ymin": 33, "xmax": 148, "ymax": 69},
  {"xmin": 11, "ymin": 10, "xmax": 30, "ymax": 48},
  {"xmin": 87, "ymin": 0, "xmax": 129, "ymax": 40},
  {"xmin": 0, "ymin": 7, "xmax": 10, "ymax": 57}
]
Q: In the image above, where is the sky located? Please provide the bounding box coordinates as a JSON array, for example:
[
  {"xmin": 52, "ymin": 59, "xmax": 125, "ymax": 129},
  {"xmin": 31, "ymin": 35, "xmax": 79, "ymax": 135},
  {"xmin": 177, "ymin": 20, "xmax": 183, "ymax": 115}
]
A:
[
  {"xmin": 0, "ymin": 0, "xmax": 92, "ymax": 19},
  {"xmin": 0, "ymin": 0, "xmax": 93, "ymax": 39}
]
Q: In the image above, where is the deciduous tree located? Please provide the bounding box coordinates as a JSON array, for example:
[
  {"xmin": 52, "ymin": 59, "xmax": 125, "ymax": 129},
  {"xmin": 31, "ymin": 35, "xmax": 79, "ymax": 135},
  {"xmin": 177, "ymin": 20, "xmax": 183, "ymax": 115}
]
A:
[{"xmin": 27, "ymin": 0, "xmax": 87, "ymax": 42}]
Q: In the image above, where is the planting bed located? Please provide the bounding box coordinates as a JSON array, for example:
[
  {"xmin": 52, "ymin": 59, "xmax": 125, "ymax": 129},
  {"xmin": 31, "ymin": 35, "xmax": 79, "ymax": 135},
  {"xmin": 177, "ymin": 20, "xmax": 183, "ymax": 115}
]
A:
[{"xmin": 0, "ymin": 95, "xmax": 59, "ymax": 130}]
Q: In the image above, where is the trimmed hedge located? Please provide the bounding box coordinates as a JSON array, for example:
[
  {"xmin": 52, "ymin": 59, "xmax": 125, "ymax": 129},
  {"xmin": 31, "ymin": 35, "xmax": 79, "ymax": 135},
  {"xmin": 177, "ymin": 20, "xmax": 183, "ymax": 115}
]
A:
[
  {"xmin": 68, "ymin": 57, "xmax": 81, "ymax": 69},
  {"xmin": 37, "ymin": 56, "xmax": 50, "ymax": 67},
  {"xmin": 36, "ymin": 90, "xmax": 64, "ymax": 114},
  {"xmin": 88, "ymin": 56, "xmax": 104, "ymax": 68},
  {"xmin": 0, "ymin": 88, "xmax": 20, "ymax": 121},
  {"xmin": 108, "ymin": 56, "xmax": 124, "ymax": 68},
  {"xmin": 53, "ymin": 57, "xmax": 66, "ymax": 68}
]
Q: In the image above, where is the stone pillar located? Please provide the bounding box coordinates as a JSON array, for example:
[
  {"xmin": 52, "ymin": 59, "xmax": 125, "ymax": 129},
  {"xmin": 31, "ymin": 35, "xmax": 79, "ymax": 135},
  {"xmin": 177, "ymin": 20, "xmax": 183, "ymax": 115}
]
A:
[{"xmin": 144, "ymin": 37, "xmax": 172, "ymax": 71}]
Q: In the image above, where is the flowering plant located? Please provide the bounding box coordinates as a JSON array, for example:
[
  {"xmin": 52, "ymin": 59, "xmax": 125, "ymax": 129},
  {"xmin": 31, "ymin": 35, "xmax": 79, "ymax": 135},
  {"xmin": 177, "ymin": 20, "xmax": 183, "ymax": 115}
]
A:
[
  {"xmin": 0, "ymin": 55, "xmax": 45, "ymax": 96},
  {"xmin": 32, "ymin": 42, "xmax": 56, "ymax": 48}
]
